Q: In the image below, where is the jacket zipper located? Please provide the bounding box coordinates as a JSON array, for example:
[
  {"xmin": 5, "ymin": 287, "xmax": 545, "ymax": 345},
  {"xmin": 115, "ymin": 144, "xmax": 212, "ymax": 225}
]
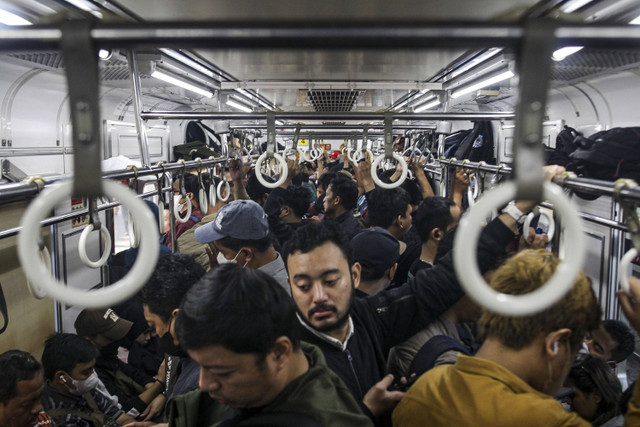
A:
[{"xmin": 345, "ymin": 349, "xmax": 364, "ymax": 399}]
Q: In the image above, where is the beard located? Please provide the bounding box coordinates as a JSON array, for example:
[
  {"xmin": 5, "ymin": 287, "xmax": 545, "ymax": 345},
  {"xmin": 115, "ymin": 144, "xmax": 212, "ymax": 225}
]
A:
[{"xmin": 298, "ymin": 281, "xmax": 355, "ymax": 334}]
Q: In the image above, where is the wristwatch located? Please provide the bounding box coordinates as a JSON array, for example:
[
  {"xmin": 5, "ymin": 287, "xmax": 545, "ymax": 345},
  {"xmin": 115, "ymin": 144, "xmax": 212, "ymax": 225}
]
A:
[{"xmin": 501, "ymin": 202, "xmax": 527, "ymax": 224}]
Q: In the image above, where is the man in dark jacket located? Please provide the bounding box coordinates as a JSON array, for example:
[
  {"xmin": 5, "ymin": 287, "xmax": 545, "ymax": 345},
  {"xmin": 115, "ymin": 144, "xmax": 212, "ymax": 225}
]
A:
[
  {"xmin": 322, "ymin": 175, "xmax": 363, "ymax": 240},
  {"xmin": 282, "ymin": 196, "xmax": 536, "ymax": 424}
]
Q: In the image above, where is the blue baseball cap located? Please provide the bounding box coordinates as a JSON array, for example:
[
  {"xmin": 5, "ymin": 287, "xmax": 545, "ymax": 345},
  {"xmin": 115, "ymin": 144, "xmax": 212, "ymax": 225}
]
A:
[
  {"xmin": 195, "ymin": 200, "xmax": 269, "ymax": 243},
  {"xmin": 350, "ymin": 227, "xmax": 400, "ymax": 274}
]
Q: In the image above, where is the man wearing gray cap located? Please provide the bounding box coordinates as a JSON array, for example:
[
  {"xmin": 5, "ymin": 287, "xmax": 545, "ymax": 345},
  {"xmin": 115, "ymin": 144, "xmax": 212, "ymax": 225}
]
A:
[
  {"xmin": 351, "ymin": 227, "xmax": 400, "ymax": 297},
  {"xmin": 194, "ymin": 199, "xmax": 289, "ymax": 293}
]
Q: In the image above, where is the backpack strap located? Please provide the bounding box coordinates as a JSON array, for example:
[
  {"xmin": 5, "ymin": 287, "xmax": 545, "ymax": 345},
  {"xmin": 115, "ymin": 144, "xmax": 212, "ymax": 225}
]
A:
[
  {"xmin": 189, "ymin": 215, "xmax": 201, "ymax": 224},
  {"xmin": 409, "ymin": 335, "xmax": 471, "ymax": 377}
]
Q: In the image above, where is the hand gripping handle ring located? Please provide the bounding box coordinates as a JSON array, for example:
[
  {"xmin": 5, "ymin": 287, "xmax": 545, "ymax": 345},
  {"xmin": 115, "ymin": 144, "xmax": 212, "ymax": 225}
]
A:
[
  {"xmin": 523, "ymin": 209, "xmax": 556, "ymax": 242},
  {"xmin": 619, "ymin": 248, "xmax": 638, "ymax": 295},
  {"xmin": 371, "ymin": 152, "xmax": 408, "ymax": 189},
  {"xmin": 18, "ymin": 180, "xmax": 159, "ymax": 308},
  {"xmin": 255, "ymin": 152, "xmax": 288, "ymax": 189},
  {"xmin": 453, "ymin": 181, "xmax": 585, "ymax": 316}
]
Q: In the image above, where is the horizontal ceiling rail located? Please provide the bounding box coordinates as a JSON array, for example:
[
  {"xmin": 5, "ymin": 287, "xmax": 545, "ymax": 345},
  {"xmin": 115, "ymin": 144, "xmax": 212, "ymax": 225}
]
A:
[
  {"xmin": 0, "ymin": 22, "xmax": 638, "ymax": 50},
  {"xmin": 221, "ymin": 81, "xmax": 443, "ymax": 91},
  {"xmin": 140, "ymin": 111, "xmax": 515, "ymax": 120}
]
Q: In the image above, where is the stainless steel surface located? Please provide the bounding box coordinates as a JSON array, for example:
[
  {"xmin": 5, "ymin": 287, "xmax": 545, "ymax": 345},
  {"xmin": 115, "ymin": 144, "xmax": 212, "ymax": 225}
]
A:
[
  {"xmin": 127, "ymin": 50, "xmax": 151, "ymax": 167},
  {"xmin": 141, "ymin": 111, "xmax": 516, "ymax": 120}
]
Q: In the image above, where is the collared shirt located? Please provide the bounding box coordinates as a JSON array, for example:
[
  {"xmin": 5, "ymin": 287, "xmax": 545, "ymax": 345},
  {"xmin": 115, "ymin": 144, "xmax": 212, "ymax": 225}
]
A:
[
  {"xmin": 41, "ymin": 385, "xmax": 123, "ymax": 427},
  {"xmin": 393, "ymin": 354, "xmax": 591, "ymax": 427},
  {"xmin": 258, "ymin": 252, "xmax": 290, "ymax": 295},
  {"xmin": 297, "ymin": 314, "xmax": 354, "ymax": 351}
]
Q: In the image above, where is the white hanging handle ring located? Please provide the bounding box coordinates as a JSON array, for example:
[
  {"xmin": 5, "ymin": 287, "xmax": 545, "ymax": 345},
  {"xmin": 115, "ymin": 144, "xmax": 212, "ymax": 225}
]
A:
[
  {"xmin": 523, "ymin": 209, "xmax": 556, "ymax": 242},
  {"xmin": 217, "ymin": 180, "xmax": 231, "ymax": 202},
  {"xmin": 79, "ymin": 222, "xmax": 112, "ymax": 268},
  {"xmin": 255, "ymin": 152, "xmax": 288, "ymax": 189},
  {"xmin": 18, "ymin": 180, "xmax": 159, "ymax": 308},
  {"xmin": 453, "ymin": 181, "xmax": 585, "ymax": 316},
  {"xmin": 619, "ymin": 248, "xmax": 638, "ymax": 294},
  {"xmin": 27, "ymin": 244, "xmax": 50, "ymax": 299},
  {"xmin": 371, "ymin": 153, "xmax": 408, "ymax": 189},
  {"xmin": 127, "ymin": 211, "xmax": 139, "ymax": 249}
]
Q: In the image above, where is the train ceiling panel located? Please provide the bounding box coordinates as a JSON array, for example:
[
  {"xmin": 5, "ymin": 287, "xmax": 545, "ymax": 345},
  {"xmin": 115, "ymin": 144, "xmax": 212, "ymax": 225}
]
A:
[
  {"xmin": 551, "ymin": 49, "xmax": 640, "ymax": 83},
  {"xmin": 306, "ymin": 90, "xmax": 364, "ymax": 112}
]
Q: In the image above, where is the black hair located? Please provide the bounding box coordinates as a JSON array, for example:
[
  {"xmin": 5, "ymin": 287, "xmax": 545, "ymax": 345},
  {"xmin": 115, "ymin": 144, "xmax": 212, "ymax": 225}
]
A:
[
  {"xmin": 602, "ymin": 320, "xmax": 635, "ymax": 363},
  {"xmin": 434, "ymin": 226, "xmax": 458, "ymax": 265},
  {"xmin": 366, "ymin": 188, "xmax": 411, "ymax": 229},
  {"xmin": 359, "ymin": 265, "xmax": 388, "ymax": 282},
  {"xmin": 246, "ymin": 171, "xmax": 273, "ymax": 205},
  {"xmin": 217, "ymin": 234, "xmax": 273, "ymax": 253},
  {"xmin": 282, "ymin": 221, "xmax": 352, "ymax": 268},
  {"xmin": 138, "ymin": 253, "xmax": 207, "ymax": 322},
  {"xmin": 0, "ymin": 350, "xmax": 42, "ymax": 403},
  {"xmin": 291, "ymin": 172, "xmax": 310, "ymax": 186},
  {"xmin": 175, "ymin": 173, "xmax": 200, "ymax": 206},
  {"xmin": 202, "ymin": 172, "xmax": 221, "ymax": 198},
  {"xmin": 328, "ymin": 175, "xmax": 358, "ymax": 211},
  {"xmin": 317, "ymin": 172, "xmax": 337, "ymax": 194},
  {"xmin": 282, "ymin": 186, "xmax": 312, "ymax": 218},
  {"xmin": 567, "ymin": 354, "xmax": 622, "ymax": 421},
  {"xmin": 413, "ymin": 196, "xmax": 457, "ymax": 243},
  {"xmin": 176, "ymin": 263, "xmax": 301, "ymax": 358},
  {"xmin": 41, "ymin": 334, "xmax": 99, "ymax": 381}
]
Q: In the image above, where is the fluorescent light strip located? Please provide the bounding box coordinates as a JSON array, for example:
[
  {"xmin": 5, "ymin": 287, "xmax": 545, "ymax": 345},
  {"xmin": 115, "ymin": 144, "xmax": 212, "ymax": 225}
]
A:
[
  {"xmin": 450, "ymin": 48, "xmax": 503, "ymax": 79},
  {"xmin": 63, "ymin": 0, "xmax": 103, "ymax": 18},
  {"xmin": 631, "ymin": 15, "xmax": 640, "ymax": 25},
  {"xmin": 235, "ymin": 88, "xmax": 275, "ymax": 109},
  {"xmin": 226, "ymin": 99, "xmax": 253, "ymax": 113},
  {"xmin": 451, "ymin": 70, "xmax": 514, "ymax": 99},
  {"xmin": 410, "ymin": 94, "xmax": 436, "ymax": 108},
  {"xmin": 552, "ymin": 46, "xmax": 584, "ymax": 61},
  {"xmin": 414, "ymin": 99, "xmax": 441, "ymax": 113},
  {"xmin": 159, "ymin": 49, "xmax": 216, "ymax": 79},
  {"xmin": 151, "ymin": 70, "xmax": 213, "ymax": 98},
  {"xmin": 0, "ymin": 9, "xmax": 32, "ymax": 25},
  {"xmin": 560, "ymin": 0, "xmax": 594, "ymax": 13}
]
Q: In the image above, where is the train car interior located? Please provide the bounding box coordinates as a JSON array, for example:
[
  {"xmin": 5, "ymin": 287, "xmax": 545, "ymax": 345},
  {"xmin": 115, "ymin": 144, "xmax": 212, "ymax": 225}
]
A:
[{"xmin": 0, "ymin": 0, "xmax": 639, "ymax": 424}]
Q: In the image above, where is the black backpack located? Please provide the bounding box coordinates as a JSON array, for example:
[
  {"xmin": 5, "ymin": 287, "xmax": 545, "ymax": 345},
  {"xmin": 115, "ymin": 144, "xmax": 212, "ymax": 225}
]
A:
[
  {"xmin": 545, "ymin": 125, "xmax": 581, "ymax": 169},
  {"xmin": 452, "ymin": 121, "xmax": 496, "ymax": 164}
]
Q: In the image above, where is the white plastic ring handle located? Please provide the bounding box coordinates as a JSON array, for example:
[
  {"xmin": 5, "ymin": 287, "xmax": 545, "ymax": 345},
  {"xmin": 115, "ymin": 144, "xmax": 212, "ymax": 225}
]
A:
[
  {"xmin": 157, "ymin": 199, "xmax": 165, "ymax": 234},
  {"xmin": 199, "ymin": 188, "xmax": 208, "ymax": 215},
  {"xmin": 18, "ymin": 180, "xmax": 159, "ymax": 308},
  {"xmin": 209, "ymin": 180, "xmax": 218, "ymax": 206},
  {"xmin": 27, "ymin": 245, "xmax": 50, "ymax": 299},
  {"xmin": 217, "ymin": 180, "xmax": 231, "ymax": 202},
  {"xmin": 371, "ymin": 153, "xmax": 408, "ymax": 189},
  {"xmin": 255, "ymin": 152, "xmax": 288, "ymax": 189},
  {"xmin": 127, "ymin": 211, "xmax": 139, "ymax": 249},
  {"xmin": 174, "ymin": 193, "xmax": 192, "ymax": 224},
  {"xmin": 79, "ymin": 222, "xmax": 112, "ymax": 269},
  {"xmin": 311, "ymin": 148, "xmax": 323, "ymax": 160},
  {"xmin": 619, "ymin": 248, "xmax": 638, "ymax": 294},
  {"xmin": 523, "ymin": 209, "xmax": 556, "ymax": 242},
  {"xmin": 470, "ymin": 174, "xmax": 480, "ymax": 200},
  {"xmin": 453, "ymin": 181, "xmax": 585, "ymax": 316},
  {"xmin": 348, "ymin": 149, "xmax": 362, "ymax": 163}
]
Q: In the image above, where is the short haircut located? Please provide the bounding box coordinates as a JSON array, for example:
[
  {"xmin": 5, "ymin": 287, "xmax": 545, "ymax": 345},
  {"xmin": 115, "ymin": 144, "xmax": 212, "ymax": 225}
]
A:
[
  {"xmin": 480, "ymin": 249, "xmax": 601, "ymax": 352},
  {"xmin": 366, "ymin": 188, "xmax": 411, "ymax": 229},
  {"xmin": 176, "ymin": 263, "xmax": 301, "ymax": 358},
  {"xmin": 246, "ymin": 171, "xmax": 273, "ymax": 204},
  {"xmin": 568, "ymin": 354, "xmax": 622, "ymax": 419},
  {"xmin": 434, "ymin": 226, "xmax": 457, "ymax": 265},
  {"xmin": 41, "ymin": 334, "xmax": 99, "ymax": 381},
  {"xmin": 139, "ymin": 253, "xmax": 207, "ymax": 322},
  {"xmin": 602, "ymin": 319, "xmax": 635, "ymax": 363},
  {"xmin": 282, "ymin": 221, "xmax": 352, "ymax": 268},
  {"xmin": 218, "ymin": 235, "xmax": 273, "ymax": 253},
  {"xmin": 413, "ymin": 196, "xmax": 457, "ymax": 243},
  {"xmin": 282, "ymin": 185, "xmax": 312, "ymax": 218},
  {"xmin": 0, "ymin": 350, "xmax": 42, "ymax": 403},
  {"xmin": 360, "ymin": 265, "xmax": 387, "ymax": 282},
  {"xmin": 176, "ymin": 173, "xmax": 200, "ymax": 205},
  {"xmin": 328, "ymin": 176, "xmax": 358, "ymax": 211},
  {"xmin": 317, "ymin": 172, "xmax": 337, "ymax": 192}
]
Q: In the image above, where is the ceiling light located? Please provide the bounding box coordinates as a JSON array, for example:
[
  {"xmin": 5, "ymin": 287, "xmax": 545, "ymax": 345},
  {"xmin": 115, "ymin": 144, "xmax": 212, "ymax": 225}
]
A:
[
  {"xmin": 414, "ymin": 99, "xmax": 441, "ymax": 113},
  {"xmin": 98, "ymin": 49, "xmax": 112, "ymax": 61},
  {"xmin": 226, "ymin": 99, "xmax": 253, "ymax": 113},
  {"xmin": 560, "ymin": 0, "xmax": 594, "ymax": 13},
  {"xmin": 552, "ymin": 46, "xmax": 584, "ymax": 61},
  {"xmin": 0, "ymin": 9, "xmax": 32, "ymax": 25},
  {"xmin": 63, "ymin": 0, "xmax": 103, "ymax": 18},
  {"xmin": 450, "ymin": 70, "xmax": 514, "ymax": 99},
  {"xmin": 151, "ymin": 70, "xmax": 213, "ymax": 98},
  {"xmin": 450, "ymin": 48, "xmax": 503, "ymax": 79},
  {"xmin": 631, "ymin": 15, "xmax": 640, "ymax": 25},
  {"xmin": 159, "ymin": 49, "xmax": 216, "ymax": 79}
]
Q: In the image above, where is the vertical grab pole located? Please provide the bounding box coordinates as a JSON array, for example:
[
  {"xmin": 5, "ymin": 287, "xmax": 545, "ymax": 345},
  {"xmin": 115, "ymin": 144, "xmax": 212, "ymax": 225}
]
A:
[{"xmin": 127, "ymin": 50, "xmax": 151, "ymax": 168}]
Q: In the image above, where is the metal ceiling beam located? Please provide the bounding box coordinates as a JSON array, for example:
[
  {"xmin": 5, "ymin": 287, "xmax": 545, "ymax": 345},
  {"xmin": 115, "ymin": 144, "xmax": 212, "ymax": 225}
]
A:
[
  {"xmin": 140, "ymin": 111, "xmax": 514, "ymax": 121},
  {"xmin": 230, "ymin": 124, "xmax": 436, "ymax": 130},
  {"xmin": 221, "ymin": 81, "xmax": 443, "ymax": 91},
  {"xmin": 1, "ymin": 22, "xmax": 639, "ymax": 50}
]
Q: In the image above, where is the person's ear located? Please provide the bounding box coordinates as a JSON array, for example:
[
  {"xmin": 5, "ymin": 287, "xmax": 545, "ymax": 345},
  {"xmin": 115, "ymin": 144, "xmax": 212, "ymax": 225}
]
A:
[
  {"xmin": 271, "ymin": 336, "xmax": 293, "ymax": 370},
  {"xmin": 351, "ymin": 262, "xmax": 361, "ymax": 289},
  {"xmin": 242, "ymin": 247, "xmax": 253, "ymax": 263},
  {"xmin": 431, "ymin": 228, "xmax": 442, "ymax": 241},
  {"xmin": 388, "ymin": 263, "xmax": 398, "ymax": 281},
  {"xmin": 55, "ymin": 370, "xmax": 68, "ymax": 385},
  {"xmin": 545, "ymin": 328, "xmax": 572, "ymax": 359},
  {"xmin": 592, "ymin": 389, "xmax": 603, "ymax": 405}
]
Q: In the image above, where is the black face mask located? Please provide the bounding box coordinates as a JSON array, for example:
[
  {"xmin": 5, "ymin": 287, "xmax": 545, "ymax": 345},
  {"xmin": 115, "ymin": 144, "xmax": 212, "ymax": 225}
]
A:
[
  {"xmin": 100, "ymin": 340, "xmax": 121, "ymax": 359},
  {"xmin": 158, "ymin": 317, "xmax": 188, "ymax": 358}
]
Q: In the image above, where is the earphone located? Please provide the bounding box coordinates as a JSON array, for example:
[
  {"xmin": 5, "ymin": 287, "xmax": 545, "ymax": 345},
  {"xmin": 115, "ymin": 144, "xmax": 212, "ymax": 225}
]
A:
[
  {"xmin": 552, "ymin": 341, "xmax": 559, "ymax": 355},
  {"xmin": 59, "ymin": 375, "xmax": 66, "ymax": 383}
]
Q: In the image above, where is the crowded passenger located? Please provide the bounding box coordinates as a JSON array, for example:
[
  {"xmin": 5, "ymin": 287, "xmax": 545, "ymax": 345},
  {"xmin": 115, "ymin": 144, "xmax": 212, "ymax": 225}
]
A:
[
  {"xmin": 41, "ymin": 333, "xmax": 135, "ymax": 426},
  {"xmin": 392, "ymin": 250, "xmax": 640, "ymax": 426},
  {"xmin": 350, "ymin": 227, "xmax": 400, "ymax": 297},
  {"xmin": 0, "ymin": 350, "xmax": 50, "ymax": 427},
  {"xmin": 138, "ymin": 253, "xmax": 207, "ymax": 420},
  {"xmin": 584, "ymin": 320, "xmax": 635, "ymax": 367},
  {"xmin": 321, "ymin": 175, "xmax": 363, "ymax": 240},
  {"xmin": 194, "ymin": 199, "xmax": 289, "ymax": 291},
  {"xmin": 74, "ymin": 308, "xmax": 164, "ymax": 419},
  {"xmin": 168, "ymin": 174, "xmax": 202, "ymax": 249},
  {"xmin": 169, "ymin": 263, "xmax": 373, "ymax": 426}
]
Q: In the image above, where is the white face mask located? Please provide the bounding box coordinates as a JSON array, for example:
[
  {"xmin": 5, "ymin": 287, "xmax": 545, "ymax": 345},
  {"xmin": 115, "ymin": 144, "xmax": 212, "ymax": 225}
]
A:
[
  {"xmin": 173, "ymin": 197, "xmax": 185, "ymax": 214},
  {"xmin": 64, "ymin": 371, "xmax": 100, "ymax": 396}
]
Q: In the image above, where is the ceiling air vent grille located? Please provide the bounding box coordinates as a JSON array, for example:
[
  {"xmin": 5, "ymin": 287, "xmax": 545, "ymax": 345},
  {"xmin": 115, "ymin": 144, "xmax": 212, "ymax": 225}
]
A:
[
  {"xmin": 551, "ymin": 49, "xmax": 640, "ymax": 82},
  {"xmin": 307, "ymin": 90, "xmax": 363, "ymax": 112}
]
